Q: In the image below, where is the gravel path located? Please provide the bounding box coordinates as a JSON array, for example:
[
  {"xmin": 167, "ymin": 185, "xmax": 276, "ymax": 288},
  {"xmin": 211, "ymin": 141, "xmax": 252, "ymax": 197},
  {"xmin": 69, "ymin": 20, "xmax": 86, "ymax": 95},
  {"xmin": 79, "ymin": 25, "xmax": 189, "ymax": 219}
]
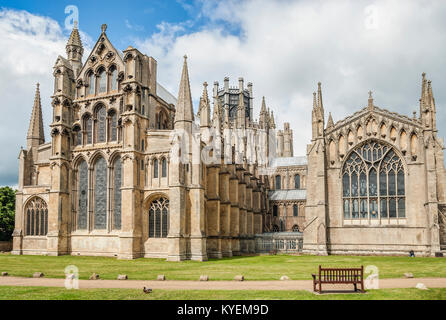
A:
[{"xmin": 1, "ymin": 277, "xmax": 446, "ymax": 291}]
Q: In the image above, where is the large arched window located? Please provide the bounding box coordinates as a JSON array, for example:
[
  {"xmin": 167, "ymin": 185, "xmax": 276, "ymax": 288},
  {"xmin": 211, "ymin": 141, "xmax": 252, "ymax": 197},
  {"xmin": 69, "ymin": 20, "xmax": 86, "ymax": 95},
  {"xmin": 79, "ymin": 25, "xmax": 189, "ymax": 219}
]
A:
[
  {"xmin": 275, "ymin": 175, "xmax": 281, "ymax": 190},
  {"xmin": 294, "ymin": 174, "xmax": 301, "ymax": 189},
  {"xmin": 113, "ymin": 157, "xmax": 122, "ymax": 230},
  {"xmin": 98, "ymin": 68, "xmax": 107, "ymax": 93},
  {"xmin": 342, "ymin": 141, "xmax": 405, "ymax": 221},
  {"xmin": 94, "ymin": 157, "xmax": 107, "ymax": 229},
  {"xmin": 96, "ymin": 105, "xmax": 106, "ymax": 143},
  {"xmin": 25, "ymin": 197, "xmax": 48, "ymax": 236},
  {"xmin": 77, "ymin": 160, "xmax": 88, "ymax": 230},
  {"xmin": 148, "ymin": 197, "xmax": 169, "ymax": 238}
]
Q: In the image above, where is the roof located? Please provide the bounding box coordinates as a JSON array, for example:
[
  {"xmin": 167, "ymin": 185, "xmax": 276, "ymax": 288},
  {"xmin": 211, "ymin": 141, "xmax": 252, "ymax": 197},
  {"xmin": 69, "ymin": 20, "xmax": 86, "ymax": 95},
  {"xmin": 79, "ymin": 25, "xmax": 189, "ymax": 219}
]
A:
[
  {"xmin": 157, "ymin": 82, "xmax": 177, "ymax": 106},
  {"xmin": 269, "ymin": 189, "xmax": 307, "ymax": 201},
  {"xmin": 270, "ymin": 156, "xmax": 308, "ymax": 167}
]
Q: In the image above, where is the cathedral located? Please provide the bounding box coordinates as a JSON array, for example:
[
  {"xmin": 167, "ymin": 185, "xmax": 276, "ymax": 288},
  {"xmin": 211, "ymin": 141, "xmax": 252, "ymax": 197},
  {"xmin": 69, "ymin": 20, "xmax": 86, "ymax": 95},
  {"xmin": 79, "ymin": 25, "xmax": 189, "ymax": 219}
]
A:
[{"xmin": 12, "ymin": 24, "xmax": 446, "ymax": 260}]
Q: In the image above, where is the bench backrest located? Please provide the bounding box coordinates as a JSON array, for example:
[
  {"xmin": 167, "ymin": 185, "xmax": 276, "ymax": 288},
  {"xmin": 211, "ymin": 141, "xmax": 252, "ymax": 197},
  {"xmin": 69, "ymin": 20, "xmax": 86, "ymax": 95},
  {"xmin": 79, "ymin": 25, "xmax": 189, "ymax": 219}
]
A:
[{"xmin": 318, "ymin": 266, "xmax": 363, "ymax": 282}]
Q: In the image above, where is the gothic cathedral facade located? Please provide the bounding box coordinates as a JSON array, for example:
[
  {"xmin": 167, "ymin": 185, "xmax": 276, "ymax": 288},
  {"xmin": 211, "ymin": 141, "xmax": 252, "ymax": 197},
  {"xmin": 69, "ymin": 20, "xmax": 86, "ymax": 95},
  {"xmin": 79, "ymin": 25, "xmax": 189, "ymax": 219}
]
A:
[{"xmin": 12, "ymin": 25, "xmax": 446, "ymax": 259}]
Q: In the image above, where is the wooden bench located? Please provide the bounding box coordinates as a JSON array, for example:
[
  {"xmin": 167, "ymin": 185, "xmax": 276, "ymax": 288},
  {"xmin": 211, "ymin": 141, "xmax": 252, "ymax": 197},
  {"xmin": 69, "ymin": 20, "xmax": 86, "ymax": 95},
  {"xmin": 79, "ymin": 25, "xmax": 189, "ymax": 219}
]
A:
[{"xmin": 312, "ymin": 265, "xmax": 364, "ymax": 293}]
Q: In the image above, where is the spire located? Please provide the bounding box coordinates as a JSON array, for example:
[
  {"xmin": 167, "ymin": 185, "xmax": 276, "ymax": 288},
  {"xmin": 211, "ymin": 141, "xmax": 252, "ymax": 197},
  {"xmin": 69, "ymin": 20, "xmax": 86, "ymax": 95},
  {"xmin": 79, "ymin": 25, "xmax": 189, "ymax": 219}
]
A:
[
  {"xmin": 368, "ymin": 90, "xmax": 374, "ymax": 109},
  {"xmin": 199, "ymin": 82, "xmax": 211, "ymax": 128},
  {"xmin": 261, "ymin": 96, "xmax": 267, "ymax": 113},
  {"xmin": 27, "ymin": 83, "xmax": 45, "ymax": 149},
  {"xmin": 327, "ymin": 112, "xmax": 334, "ymax": 129},
  {"xmin": 67, "ymin": 21, "xmax": 82, "ymax": 48},
  {"xmin": 313, "ymin": 92, "xmax": 317, "ymax": 109},
  {"xmin": 175, "ymin": 55, "xmax": 194, "ymax": 126},
  {"xmin": 270, "ymin": 111, "xmax": 276, "ymax": 129},
  {"xmin": 317, "ymin": 82, "xmax": 324, "ymax": 110}
]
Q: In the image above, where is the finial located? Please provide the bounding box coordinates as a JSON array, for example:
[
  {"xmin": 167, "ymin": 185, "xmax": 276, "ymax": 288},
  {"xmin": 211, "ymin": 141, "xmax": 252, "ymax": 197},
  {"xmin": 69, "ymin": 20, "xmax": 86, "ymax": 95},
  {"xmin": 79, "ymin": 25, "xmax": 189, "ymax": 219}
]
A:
[
  {"xmin": 422, "ymin": 72, "xmax": 426, "ymax": 79},
  {"xmin": 413, "ymin": 111, "xmax": 417, "ymax": 118},
  {"xmin": 184, "ymin": 55, "xmax": 188, "ymax": 61},
  {"xmin": 203, "ymin": 82, "xmax": 208, "ymax": 88},
  {"xmin": 74, "ymin": 20, "xmax": 78, "ymax": 29},
  {"xmin": 368, "ymin": 90, "xmax": 373, "ymax": 99},
  {"xmin": 36, "ymin": 82, "xmax": 40, "ymax": 89},
  {"xmin": 101, "ymin": 24, "xmax": 107, "ymax": 33}
]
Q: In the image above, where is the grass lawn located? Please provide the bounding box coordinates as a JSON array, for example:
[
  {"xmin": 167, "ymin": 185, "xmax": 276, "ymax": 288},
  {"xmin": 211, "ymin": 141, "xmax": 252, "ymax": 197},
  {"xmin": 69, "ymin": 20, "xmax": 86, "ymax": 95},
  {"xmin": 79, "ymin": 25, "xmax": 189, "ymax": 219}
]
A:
[
  {"xmin": 0, "ymin": 286, "xmax": 445, "ymax": 300},
  {"xmin": 0, "ymin": 253, "xmax": 445, "ymax": 281}
]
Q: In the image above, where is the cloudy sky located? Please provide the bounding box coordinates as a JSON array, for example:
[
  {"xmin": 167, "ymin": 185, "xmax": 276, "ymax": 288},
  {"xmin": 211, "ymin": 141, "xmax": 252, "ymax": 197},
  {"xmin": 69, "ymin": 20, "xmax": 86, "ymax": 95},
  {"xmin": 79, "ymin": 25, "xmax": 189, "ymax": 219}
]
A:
[{"xmin": 1, "ymin": 0, "xmax": 445, "ymax": 187}]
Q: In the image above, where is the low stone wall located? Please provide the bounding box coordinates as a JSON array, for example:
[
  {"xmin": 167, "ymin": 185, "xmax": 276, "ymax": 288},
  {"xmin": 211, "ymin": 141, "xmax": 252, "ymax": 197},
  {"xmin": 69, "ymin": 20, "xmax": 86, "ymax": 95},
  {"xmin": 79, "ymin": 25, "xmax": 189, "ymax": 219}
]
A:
[{"xmin": 0, "ymin": 241, "xmax": 12, "ymax": 252}]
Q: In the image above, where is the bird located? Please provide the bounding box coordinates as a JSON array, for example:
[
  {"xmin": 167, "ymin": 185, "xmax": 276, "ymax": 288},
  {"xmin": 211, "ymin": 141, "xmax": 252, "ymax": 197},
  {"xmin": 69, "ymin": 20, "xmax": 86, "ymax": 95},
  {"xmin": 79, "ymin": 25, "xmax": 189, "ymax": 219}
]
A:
[{"xmin": 143, "ymin": 287, "xmax": 152, "ymax": 294}]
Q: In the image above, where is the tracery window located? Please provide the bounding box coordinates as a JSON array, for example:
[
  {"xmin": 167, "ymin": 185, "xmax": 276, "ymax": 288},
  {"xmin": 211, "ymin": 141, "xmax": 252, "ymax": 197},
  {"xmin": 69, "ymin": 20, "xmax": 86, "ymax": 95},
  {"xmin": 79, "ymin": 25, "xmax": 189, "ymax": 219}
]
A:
[
  {"xmin": 25, "ymin": 197, "xmax": 48, "ymax": 236},
  {"xmin": 272, "ymin": 225, "xmax": 280, "ymax": 233},
  {"xmin": 94, "ymin": 157, "xmax": 107, "ymax": 229},
  {"xmin": 342, "ymin": 141, "xmax": 405, "ymax": 221},
  {"xmin": 148, "ymin": 198, "xmax": 169, "ymax": 238},
  {"xmin": 77, "ymin": 160, "xmax": 88, "ymax": 229},
  {"xmin": 96, "ymin": 105, "xmax": 106, "ymax": 143},
  {"xmin": 294, "ymin": 174, "xmax": 301, "ymax": 189},
  {"xmin": 292, "ymin": 225, "xmax": 300, "ymax": 232},
  {"xmin": 113, "ymin": 157, "xmax": 122, "ymax": 230}
]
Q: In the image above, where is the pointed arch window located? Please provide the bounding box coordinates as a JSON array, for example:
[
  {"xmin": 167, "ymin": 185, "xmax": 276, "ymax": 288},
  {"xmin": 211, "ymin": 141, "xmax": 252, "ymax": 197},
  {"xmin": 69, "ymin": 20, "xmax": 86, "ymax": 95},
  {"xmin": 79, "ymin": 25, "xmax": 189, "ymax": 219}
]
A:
[
  {"xmin": 84, "ymin": 115, "xmax": 93, "ymax": 144},
  {"xmin": 113, "ymin": 157, "xmax": 122, "ymax": 230},
  {"xmin": 294, "ymin": 174, "xmax": 301, "ymax": 189},
  {"xmin": 161, "ymin": 158, "xmax": 167, "ymax": 178},
  {"xmin": 88, "ymin": 72, "xmax": 95, "ymax": 95},
  {"xmin": 148, "ymin": 198, "xmax": 169, "ymax": 238},
  {"xmin": 94, "ymin": 157, "xmax": 107, "ymax": 229},
  {"xmin": 77, "ymin": 160, "xmax": 88, "ymax": 230},
  {"xmin": 96, "ymin": 105, "xmax": 106, "ymax": 143},
  {"xmin": 73, "ymin": 125, "xmax": 82, "ymax": 146},
  {"xmin": 275, "ymin": 175, "xmax": 281, "ymax": 190},
  {"xmin": 342, "ymin": 141, "xmax": 405, "ymax": 222},
  {"xmin": 293, "ymin": 204, "xmax": 298, "ymax": 217},
  {"xmin": 109, "ymin": 110, "xmax": 117, "ymax": 142},
  {"xmin": 153, "ymin": 159, "xmax": 159, "ymax": 179},
  {"xmin": 110, "ymin": 66, "xmax": 118, "ymax": 91},
  {"xmin": 98, "ymin": 68, "xmax": 106, "ymax": 94},
  {"xmin": 25, "ymin": 198, "xmax": 48, "ymax": 236}
]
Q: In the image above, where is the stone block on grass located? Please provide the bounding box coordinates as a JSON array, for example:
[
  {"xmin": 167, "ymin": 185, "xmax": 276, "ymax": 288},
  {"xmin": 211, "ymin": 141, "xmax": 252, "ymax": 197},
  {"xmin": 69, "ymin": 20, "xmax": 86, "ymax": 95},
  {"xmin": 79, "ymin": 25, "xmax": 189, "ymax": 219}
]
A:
[
  {"xmin": 199, "ymin": 275, "xmax": 209, "ymax": 281},
  {"xmin": 89, "ymin": 273, "xmax": 100, "ymax": 280},
  {"xmin": 280, "ymin": 275, "xmax": 290, "ymax": 281},
  {"xmin": 1, "ymin": 272, "xmax": 8, "ymax": 277},
  {"xmin": 157, "ymin": 275, "xmax": 166, "ymax": 281},
  {"xmin": 33, "ymin": 272, "xmax": 44, "ymax": 278},
  {"xmin": 117, "ymin": 274, "xmax": 128, "ymax": 280},
  {"xmin": 234, "ymin": 275, "xmax": 244, "ymax": 281}
]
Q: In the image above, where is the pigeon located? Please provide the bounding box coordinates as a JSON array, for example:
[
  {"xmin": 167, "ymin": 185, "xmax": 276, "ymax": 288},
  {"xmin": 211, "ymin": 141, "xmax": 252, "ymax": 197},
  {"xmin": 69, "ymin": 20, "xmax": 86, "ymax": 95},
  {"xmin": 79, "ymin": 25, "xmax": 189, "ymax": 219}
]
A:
[{"xmin": 143, "ymin": 287, "xmax": 152, "ymax": 294}]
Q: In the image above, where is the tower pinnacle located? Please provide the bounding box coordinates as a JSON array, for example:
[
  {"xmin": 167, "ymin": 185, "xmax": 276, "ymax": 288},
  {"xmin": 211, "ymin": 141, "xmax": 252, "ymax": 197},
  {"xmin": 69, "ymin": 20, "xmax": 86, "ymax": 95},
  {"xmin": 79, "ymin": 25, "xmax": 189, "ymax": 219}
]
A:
[{"xmin": 27, "ymin": 83, "xmax": 45, "ymax": 150}]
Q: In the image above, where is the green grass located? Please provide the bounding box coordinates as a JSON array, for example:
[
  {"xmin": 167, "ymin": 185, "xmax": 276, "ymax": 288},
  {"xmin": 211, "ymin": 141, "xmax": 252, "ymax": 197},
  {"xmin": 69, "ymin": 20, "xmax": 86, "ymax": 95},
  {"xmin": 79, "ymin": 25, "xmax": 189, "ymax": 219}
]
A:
[
  {"xmin": 0, "ymin": 253, "xmax": 445, "ymax": 280},
  {"xmin": 0, "ymin": 286, "xmax": 445, "ymax": 300}
]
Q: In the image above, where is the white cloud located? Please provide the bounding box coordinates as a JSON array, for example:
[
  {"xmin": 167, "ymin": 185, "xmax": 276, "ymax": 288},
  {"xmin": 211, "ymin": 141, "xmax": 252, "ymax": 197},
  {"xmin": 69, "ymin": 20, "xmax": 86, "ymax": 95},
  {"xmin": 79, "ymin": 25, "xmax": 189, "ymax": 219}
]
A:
[
  {"xmin": 0, "ymin": 9, "xmax": 91, "ymax": 186},
  {"xmin": 137, "ymin": 0, "xmax": 446, "ymax": 160}
]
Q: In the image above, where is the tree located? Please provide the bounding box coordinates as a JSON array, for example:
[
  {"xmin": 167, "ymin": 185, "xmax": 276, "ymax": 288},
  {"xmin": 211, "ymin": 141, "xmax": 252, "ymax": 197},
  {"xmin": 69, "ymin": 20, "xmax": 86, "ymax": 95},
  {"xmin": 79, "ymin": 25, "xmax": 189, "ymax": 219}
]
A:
[{"xmin": 0, "ymin": 187, "xmax": 15, "ymax": 241}]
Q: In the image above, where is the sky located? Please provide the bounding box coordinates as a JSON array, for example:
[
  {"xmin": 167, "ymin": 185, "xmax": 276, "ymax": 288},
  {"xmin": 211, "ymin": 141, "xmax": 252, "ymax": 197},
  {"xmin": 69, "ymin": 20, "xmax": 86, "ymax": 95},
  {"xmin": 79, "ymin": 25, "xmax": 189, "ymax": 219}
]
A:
[{"xmin": 0, "ymin": 0, "xmax": 446, "ymax": 187}]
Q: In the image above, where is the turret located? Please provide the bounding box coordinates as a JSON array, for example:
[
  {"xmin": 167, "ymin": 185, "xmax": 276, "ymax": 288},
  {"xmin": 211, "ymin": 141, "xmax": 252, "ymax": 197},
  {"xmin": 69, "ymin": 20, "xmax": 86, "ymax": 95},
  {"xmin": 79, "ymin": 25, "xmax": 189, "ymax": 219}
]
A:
[
  {"xmin": 312, "ymin": 83, "xmax": 325, "ymax": 140},
  {"xmin": 199, "ymin": 82, "xmax": 211, "ymax": 129},
  {"xmin": 66, "ymin": 21, "xmax": 83, "ymax": 77}
]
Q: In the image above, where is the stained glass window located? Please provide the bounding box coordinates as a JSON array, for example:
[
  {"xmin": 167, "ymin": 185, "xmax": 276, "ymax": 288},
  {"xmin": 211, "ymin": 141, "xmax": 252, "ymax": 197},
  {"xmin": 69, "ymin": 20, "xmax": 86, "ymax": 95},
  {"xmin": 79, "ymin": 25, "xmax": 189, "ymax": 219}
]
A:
[
  {"xmin": 154, "ymin": 159, "xmax": 159, "ymax": 178},
  {"xmin": 109, "ymin": 111, "xmax": 117, "ymax": 141},
  {"xmin": 113, "ymin": 157, "xmax": 122, "ymax": 230},
  {"xmin": 85, "ymin": 116, "xmax": 92, "ymax": 144},
  {"xmin": 342, "ymin": 141, "xmax": 405, "ymax": 222},
  {"xmin": 78, "ymin": 160, "xmax": 88, "ymax": 229},
  {"xmin": 94, "ymin": 157, "xmax": 107, "ymax": 229},
  {"xmin": 148, "ymin": 198, "xmax": 169, "ymax": 238},
  {"xmin": 25, "ymin": 198, "xmax": 48, "ymax": 236},
  {"xmin": 88, "ymin": 72, "xmax": 95, "ymax": 95}
]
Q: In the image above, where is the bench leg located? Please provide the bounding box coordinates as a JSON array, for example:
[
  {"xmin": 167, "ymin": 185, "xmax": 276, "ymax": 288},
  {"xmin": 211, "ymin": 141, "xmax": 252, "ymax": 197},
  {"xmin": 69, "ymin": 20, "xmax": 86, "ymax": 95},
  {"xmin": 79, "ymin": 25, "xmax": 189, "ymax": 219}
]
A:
[
  {"xmin": 319, "ymin": 281, "xmax": 322, "ymax": 294},
  {"xmin": 354, "ymin": 283, "xmax": 357, "ymax": 292}
]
